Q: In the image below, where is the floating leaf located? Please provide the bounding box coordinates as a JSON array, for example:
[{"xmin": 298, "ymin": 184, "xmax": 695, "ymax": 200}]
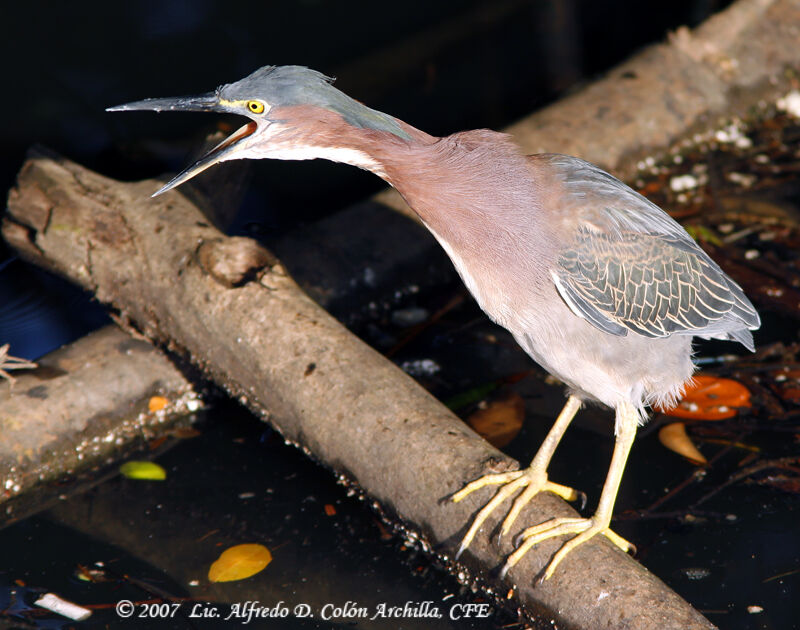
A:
[
  {"xmin": 659, "ymin": 422, "xmax": 707, "ymax": 465},
  {"xmin": 119, "ymin": 461, "xmax": 167, "ymax": 481},
  {"xmin": 467, "ymin": 392, "xmax": 524, "ymax": 448},
  {"xmin": 656, "ymin": 375, "xmax": 751, "ymax": 420},
  {"xmin": 208, "ymin": 544, "xmax": 272, "ymax": 582},
  {"xmin": 148, "ymin": 395, "xmax": 168, "ymax": 412},
  {"xmin": 324, "ymin": 504, "xmax": 336, "ymax": 516}
]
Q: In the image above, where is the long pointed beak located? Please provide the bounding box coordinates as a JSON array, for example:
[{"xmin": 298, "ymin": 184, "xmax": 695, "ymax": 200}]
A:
[
  {"xmin": 107, "ymin": 93, "xmax": 259, "ymax": 196},
  {"xmin": 106, "ymin": 92, "xmax": 221, "ymax": 113}
]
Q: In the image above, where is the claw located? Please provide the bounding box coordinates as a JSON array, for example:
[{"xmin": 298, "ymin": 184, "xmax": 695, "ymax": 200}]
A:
[{"xmin": 576, "ymin": 490, "xmax": 587, "ymax": 512}]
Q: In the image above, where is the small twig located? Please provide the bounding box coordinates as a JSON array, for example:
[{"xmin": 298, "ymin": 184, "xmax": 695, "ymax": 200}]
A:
[
  {"xmin": 0, "ymin": 343, "xmax": 37, "ymax": 386},
  {"xmin": 763, "ymin": 568, "xmax": 800, "ymax": 583},
  {"xmin": 633, "ymin": 431, "xmax": 749, "ymax": 516},
  {"xmin": 720, "ymin": 225, "xmax": 763, "ymax": 244},
  {"xmin": 631, "ymin": 469, "xmax": 708, "ymax": 516},
  {"xmin": 616, "ymin": 509, "xmax": 728, "ymax": 522},
  {"xmin": 689, "ymin": 456, "xmax": 800, "ymax": 509}
]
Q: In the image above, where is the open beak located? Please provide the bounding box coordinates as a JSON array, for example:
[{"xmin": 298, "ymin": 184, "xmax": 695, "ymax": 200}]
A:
[{"xmin": 107, "ymin": 93, "xmax": 259, "ymax": 197}]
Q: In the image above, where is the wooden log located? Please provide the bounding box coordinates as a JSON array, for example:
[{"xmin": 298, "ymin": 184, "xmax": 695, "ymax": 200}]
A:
[
  {"xmin": 0, "ymin": 325, "xmax": 200, "ymax": 524},
  {"xmin": 3, "ymin": 153, "xmax": 714, "ymax": 629}
]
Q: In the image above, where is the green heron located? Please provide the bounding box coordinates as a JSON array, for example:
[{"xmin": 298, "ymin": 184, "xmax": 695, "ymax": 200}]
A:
[{"xmin": 109, "ymin": 65, "xmax": 760, "ymax": 580}]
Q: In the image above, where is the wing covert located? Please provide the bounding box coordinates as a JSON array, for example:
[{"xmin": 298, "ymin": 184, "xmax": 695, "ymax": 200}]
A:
[{"xmin": 539, "ymin": 154, "xmax": 760, "ymax": 348}]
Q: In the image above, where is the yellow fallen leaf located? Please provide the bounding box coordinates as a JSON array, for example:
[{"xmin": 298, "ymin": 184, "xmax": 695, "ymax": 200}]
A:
[
  {"xmin": 208, "ymin": 544, "xmax": 272, "ymax": 583},
  {"xmin": 467, "ymin": 392, "xmax": 525, "ymax": 448},
  {"xmin": 119, "ymin": 461, "xmax": 167, "ymax": 480},
  {"xmin": 658, "ymin": 422, "xmax": 707, "ymax": 465}
]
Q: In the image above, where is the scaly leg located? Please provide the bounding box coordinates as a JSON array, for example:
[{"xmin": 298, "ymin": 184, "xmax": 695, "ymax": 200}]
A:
[
  {"xmin": 453, "ymin": 395, "xmax": 583, "ymax": 559},
  {"xmin": 501, "ymin": 401, "xmax": 638, "ymax": 580}
]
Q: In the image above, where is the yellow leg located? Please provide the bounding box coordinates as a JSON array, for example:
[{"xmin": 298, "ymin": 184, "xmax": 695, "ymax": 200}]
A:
[
  {"xmin": 501, "ymin": 401, "xmax": 638, "ymax": 580},
  {"xmin": 453, "ymin": 396, "xmax": 583, "ymax": 559}
]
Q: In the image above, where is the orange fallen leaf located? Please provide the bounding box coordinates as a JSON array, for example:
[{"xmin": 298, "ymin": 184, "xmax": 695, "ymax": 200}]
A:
[
  {"xmin": 324, "ymin": 504, "xmax": 336, "ymax": 516},
  {"xmin": 148, "ymin": 396, "xmax": 168, "ymax": 412},
  {"xmin": 467, "ymin": 392, "xmax": 524, "ymax": 448},
  {"xmin": 208, "ymin": 544, "xmax": 272, "ymax": 583},
  {"xmin": 659, "ymin": 422, "xmax": 707, "ymax": 465},
  {"xmin": 655, "ymin": 375, "xmax": 751, "ymax": 420}
]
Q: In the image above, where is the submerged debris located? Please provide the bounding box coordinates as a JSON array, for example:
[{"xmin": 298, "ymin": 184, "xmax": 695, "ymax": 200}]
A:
[
  {"xmin": 401, "ymin": 358, "xmax": 442, "ymax": 377},
  {"xmin": 776, "ymin": 90, "xmax": 800, "ymax": 118}
]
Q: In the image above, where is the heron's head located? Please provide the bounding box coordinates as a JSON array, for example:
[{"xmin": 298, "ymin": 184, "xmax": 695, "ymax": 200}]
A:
[{"xmin": 108, "ymin": 65, "xmax": 410, "ymax": 196}]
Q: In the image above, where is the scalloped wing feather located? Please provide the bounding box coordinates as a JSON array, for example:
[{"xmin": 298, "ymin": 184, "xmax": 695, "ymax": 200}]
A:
[{"xmin": 541, "ymin": 154, "xmax": 760, "ymax": 350}]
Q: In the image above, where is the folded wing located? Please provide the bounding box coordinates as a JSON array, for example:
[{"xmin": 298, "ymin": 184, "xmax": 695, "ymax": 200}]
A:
[{"xmin": 543, "ymin": 154, "xmax": 760, "ymax": 350}]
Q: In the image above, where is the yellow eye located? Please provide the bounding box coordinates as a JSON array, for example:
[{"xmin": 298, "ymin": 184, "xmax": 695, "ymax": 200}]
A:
[{"xmin": 247, "ymin": 100, "xmax": 265, "ymax": 114}]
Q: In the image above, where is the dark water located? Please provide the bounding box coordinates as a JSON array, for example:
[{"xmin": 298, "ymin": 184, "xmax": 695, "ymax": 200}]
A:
[{"xmin": 0, "ymin": 404, "xmax": 504, "ymax": 629}]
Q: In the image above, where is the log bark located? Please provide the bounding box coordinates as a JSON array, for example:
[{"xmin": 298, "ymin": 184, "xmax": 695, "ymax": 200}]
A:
[
  {"xmin": 0, "ymin": 325, "xmax": 200, "ymax": 523},
  {"xmin": 3, "ymin": 154, "xmax": 713, "ymax": 629}
]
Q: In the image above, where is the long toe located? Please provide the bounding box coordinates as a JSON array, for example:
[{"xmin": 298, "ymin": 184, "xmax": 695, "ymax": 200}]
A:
[
  {"xmin": 455, "ymin": 474, "xmax": 528, "ymax": 558},
  {"xmin": 450, "ymin": 470, "xmax": 525, "ymax": 504},
  {"xmin": 452, "ymin": 468, "xmax": 583, "ymax": 558},
  {"xmin": 501, "ymin": 516, "xmax": 633, "ymax": 580},
  {"xmin": 499, "ymin": 479, "xmax": 579, "ymax": 537}
]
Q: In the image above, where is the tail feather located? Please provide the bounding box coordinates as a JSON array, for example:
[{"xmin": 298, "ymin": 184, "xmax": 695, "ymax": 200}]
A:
[{"xmin": 727, "ymin": 328, "xmax": 755, "ymax": 352}]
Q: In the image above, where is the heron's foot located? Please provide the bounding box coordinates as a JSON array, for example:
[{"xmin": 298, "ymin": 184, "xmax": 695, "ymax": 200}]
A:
[
  {"xmin": 501, "ymin": 515, "xmax": 633, "ymax": 581},
  {"xmin": 451, "ymin": 468, "xmax": 583, "ymax": 559}
]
